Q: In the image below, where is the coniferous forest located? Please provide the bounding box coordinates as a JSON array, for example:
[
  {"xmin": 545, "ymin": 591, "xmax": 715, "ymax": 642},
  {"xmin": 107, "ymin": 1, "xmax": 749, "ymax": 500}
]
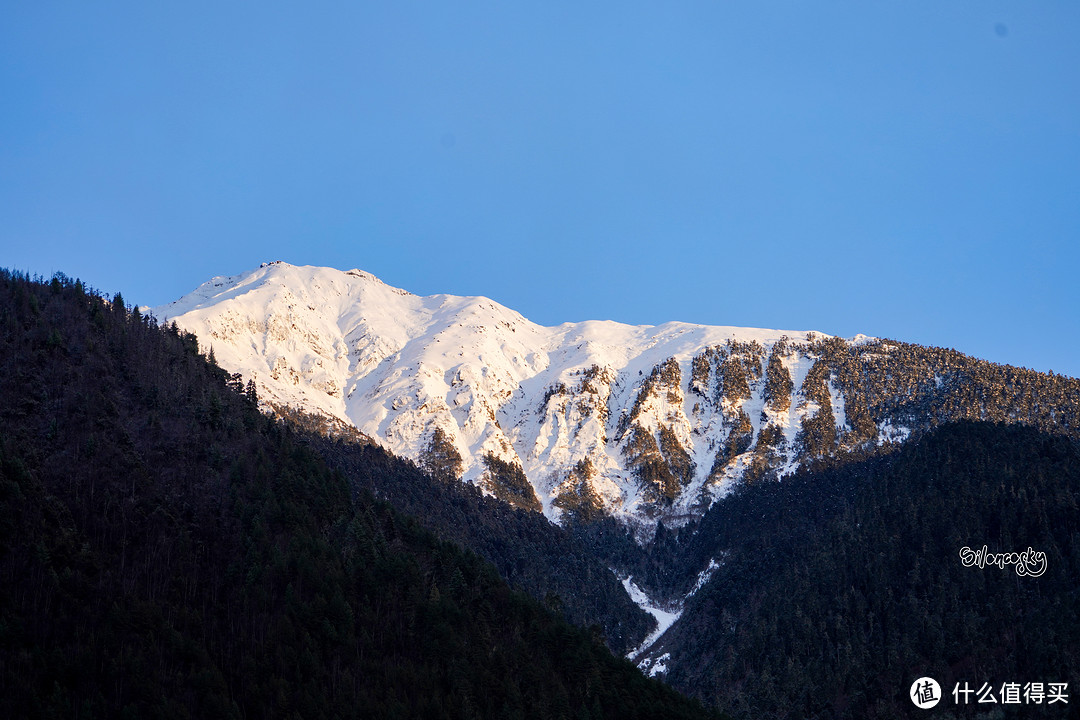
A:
[
  {"xmin": 0, "ymin": 270, "xmax": 717, "ymax": 719},
  {"xmin": 309, "ymin": 436, "xmax": 656, "ymax": 655},
  {"xmin": 570, "ymin": 423, "xmax": 1080, "ymax": 718},
  {"xmin": 3, "ymin": 267, "xmax": 1080, "ymax": 720},
  {"xmin": 661, "ymin": 422, "xmax": 1080, "ymax": 718}
]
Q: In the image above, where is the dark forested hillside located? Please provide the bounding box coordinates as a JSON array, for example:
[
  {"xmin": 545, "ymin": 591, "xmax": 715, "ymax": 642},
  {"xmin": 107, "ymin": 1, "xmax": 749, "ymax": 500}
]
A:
[
  {"xmin": 275, "ymin": 406, "xmax": 656, "ymax": 651},
  {"xmin": 651, "ymin": 422, "xmax": 1080, "ymax": 719},
  {"xmin": 308, "ymin": 434, "xmax": 654, "ymax": 654},
  {"xmin": 0, "ymin": 270, "xmax": 717, "ymax": 720}
]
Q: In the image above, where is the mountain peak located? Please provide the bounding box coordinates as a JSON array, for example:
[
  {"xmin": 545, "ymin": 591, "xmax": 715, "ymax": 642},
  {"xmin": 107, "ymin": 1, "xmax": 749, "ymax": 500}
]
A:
[
  {"xmin": 150, "ymin": 263, "xmax": 1080, "ymax": 531},
  {"xmin": 149, "ymin": 263, "xmax": 834, "ymax": 526}
]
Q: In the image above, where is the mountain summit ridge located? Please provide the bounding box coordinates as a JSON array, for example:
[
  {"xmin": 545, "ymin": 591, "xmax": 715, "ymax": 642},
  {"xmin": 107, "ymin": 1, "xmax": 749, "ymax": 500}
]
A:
[{"xmin": 153, "ymin": 262, "xmax": 1077, "ymax": 530}]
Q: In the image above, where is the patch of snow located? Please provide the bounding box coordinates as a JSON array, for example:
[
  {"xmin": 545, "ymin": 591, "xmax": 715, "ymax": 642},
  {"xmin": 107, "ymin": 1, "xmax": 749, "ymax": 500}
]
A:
[
  {"xmin": 647, "ymin": 653, "xmax": 671, "ymax": 677},
  {"xmin": 688, "ymin": 557, "xmax": 721, "ymax": 598},
  {"xmin": 828, "ymin": 378, "xmax": 848, "ymax": 433},
  {"xmin": 621, "ymin": 576, "xmax": 682, "ymax": 660},
  {"xmin": 620, "ymin": 556, "xmax": 721, "ymax": 667},
  {"xmin": 878, "ymin": 420, "xmax": 911, "ymax": 444}
]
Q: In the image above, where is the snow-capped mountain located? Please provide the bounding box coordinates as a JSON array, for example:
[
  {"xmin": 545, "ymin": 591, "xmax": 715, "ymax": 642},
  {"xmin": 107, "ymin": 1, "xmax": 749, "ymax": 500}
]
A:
[{"xmin": 152, "ymin": 262, "xmax": 1080, "ymax": 530}]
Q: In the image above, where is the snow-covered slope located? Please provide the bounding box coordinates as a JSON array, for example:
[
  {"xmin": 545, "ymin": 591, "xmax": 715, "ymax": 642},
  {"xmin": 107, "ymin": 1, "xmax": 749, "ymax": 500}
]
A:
[{"xmin": 152, "ymin": 262, "xmax": 871, "ymax": 527}]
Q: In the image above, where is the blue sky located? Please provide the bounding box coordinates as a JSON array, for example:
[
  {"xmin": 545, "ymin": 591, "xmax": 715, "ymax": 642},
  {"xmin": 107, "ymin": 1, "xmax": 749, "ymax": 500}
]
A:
[{"xmin": 2, "ymin": 2, "xmax": 1078, "ymax": 377}]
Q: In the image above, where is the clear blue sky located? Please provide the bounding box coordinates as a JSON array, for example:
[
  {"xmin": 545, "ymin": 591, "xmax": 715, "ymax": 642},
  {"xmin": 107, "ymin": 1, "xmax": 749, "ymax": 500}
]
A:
[{"xmin": 2, "ymin": 2, "xmax": 1078, "ymax": 377}]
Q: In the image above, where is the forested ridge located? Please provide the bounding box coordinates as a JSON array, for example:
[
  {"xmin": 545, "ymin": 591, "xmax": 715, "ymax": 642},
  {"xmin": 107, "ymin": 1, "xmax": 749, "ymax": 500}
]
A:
[
  {"xmin": 307, "ymin": 434, "xmax": 654, "ymax": 654},
  {"xmin": 267, "ymin": 404, "xmax": 655, "ymax": 654},
  {"xmin": 0, "ymin": 269, "xmax": 718, "ymax": 719},
  {"xmin": 7, "ymin": 265, "xmax": 1076, "ymax": 720},
  {"xmin": 649, "ymin": 422, "xmax": 1080, "ymax": 719}
]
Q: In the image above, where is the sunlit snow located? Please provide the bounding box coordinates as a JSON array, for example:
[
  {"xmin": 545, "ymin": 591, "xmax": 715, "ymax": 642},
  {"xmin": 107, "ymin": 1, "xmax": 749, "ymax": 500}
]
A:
[{"xmin": 151, "ymin": 262, "xmax": 864, "ymax": 526}]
